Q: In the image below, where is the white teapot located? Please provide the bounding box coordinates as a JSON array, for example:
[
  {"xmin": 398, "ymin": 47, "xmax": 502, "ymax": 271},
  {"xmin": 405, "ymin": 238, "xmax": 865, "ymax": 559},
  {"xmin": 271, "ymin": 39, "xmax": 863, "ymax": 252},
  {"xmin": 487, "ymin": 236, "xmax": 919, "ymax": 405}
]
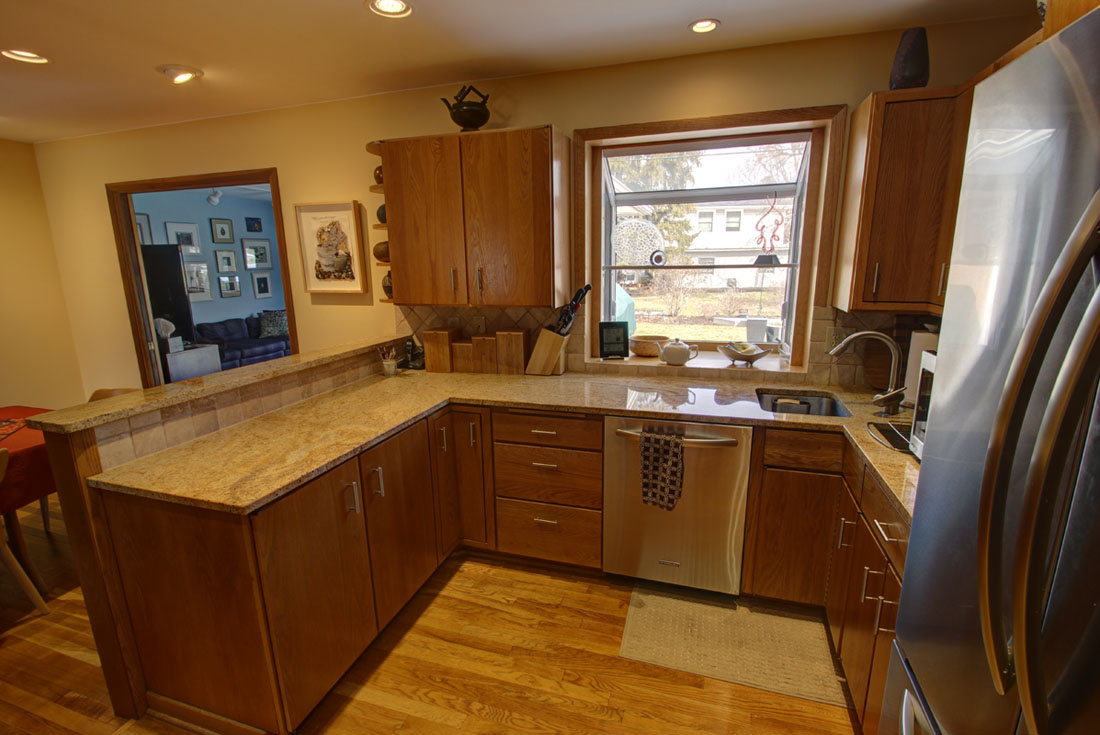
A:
[{"xmin": 658, "ymin": 339, "xmax": 699, "ymax": 366}]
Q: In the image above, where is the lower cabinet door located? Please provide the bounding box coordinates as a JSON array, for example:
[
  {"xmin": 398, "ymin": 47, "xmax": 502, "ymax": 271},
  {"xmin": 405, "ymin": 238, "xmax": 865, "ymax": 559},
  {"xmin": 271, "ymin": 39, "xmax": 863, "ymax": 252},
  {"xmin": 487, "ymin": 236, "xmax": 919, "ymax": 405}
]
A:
[
  {"xmin": 252, "ymin": 457, "xmax": 378, "ymax": 730},
  {"xmin": 839, "ymin": 514, "xmax": 890, "ymax": 718},
  {"xmin": 360, "ymin": 420, "xmax": 440, "ymax": 627},
  {"xmin": 825, "ymin": 482, "xmax": 860, "ymax": 650},
  {"xmin": 862, "ymin": 566, "xmax": 902, "ymax": 734},
  {"xmin": 429, "ymin": 409, "xmax": 461, "ymax": 557},
  {"xmin": 453, "ymin": 409, "xmax": 491, "ymax": 545},
  {"xmin": 751, "ymin": 468, "xmax": 843, "ymax": 605}
]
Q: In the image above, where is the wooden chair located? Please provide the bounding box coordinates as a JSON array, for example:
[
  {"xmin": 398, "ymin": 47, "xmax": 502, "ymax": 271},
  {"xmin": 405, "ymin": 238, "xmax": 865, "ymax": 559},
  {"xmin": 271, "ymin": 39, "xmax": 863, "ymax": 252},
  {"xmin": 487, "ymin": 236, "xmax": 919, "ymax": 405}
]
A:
[{"xmin": 0, "ymin": 449, "xmax": 49, "ymax": 614}]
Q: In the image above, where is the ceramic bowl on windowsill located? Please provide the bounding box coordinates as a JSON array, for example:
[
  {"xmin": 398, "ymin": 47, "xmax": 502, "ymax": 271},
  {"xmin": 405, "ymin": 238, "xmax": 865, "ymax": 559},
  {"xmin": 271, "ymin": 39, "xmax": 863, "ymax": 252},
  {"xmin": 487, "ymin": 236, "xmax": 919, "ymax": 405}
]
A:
[
  {"xmin": 628, "ymin": 335, "xmax": 670, "ymax": 357},
  {"xmin": 718, "ymin": 342, "xmax": 772, "ymax": 366}
]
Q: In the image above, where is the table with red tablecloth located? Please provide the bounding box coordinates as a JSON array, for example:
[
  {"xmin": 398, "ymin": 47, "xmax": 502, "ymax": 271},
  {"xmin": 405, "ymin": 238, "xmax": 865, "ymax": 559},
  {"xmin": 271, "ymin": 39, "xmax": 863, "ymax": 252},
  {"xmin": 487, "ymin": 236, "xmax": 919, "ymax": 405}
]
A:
[{"xmin": 1, "ymin": 405, "xmax": 57, "ymax": 591}]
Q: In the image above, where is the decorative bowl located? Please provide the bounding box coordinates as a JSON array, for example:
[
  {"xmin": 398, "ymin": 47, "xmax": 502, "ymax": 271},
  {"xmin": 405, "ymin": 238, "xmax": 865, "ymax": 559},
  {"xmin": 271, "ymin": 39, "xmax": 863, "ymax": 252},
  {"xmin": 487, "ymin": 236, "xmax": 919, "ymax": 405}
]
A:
[
  {"xmin": 629, "ymin": 335, "xmax": 671, "ymax": 357},
  {"xmin": 718, "ymin": 342, "xmax": 773, "ymax": 366}
]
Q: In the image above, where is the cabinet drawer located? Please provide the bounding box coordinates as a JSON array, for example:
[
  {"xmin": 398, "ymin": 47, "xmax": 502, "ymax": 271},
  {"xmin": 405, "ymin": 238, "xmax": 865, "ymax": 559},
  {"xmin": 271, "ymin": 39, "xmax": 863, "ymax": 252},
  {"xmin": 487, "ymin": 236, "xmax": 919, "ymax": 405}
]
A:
[
  {"xmin": 495, "ymin": 498, "xmax": 601, "ymax": 568},
  {"xmin": 763, "ymin": 429, "xmax": 844, "ymax": 473},
  {"xmin": 494, "ymin": 442, "xmax": 602, "ymax": 509},
  {"xmin": 492, "ymin": 411, "xmax": 603, "ymax": 450},
  {"xmin": 862, "ymin": 467, "xmax": 910, "ymax": 574}
]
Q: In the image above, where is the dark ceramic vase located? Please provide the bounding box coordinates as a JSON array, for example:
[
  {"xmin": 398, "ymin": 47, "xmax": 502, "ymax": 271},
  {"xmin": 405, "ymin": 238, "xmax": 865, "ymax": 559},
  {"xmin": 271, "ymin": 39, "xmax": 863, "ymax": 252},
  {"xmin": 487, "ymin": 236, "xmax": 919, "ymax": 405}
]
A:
[
  {"xmin": 372, "ymin": 240, "xmax": 390, "ymax": 263},
  {"xmin": 890, "ymin": 27, "xmax": 929, "ymax": 90},
  {"xmin": 373, "ymin": 165, "xmax": 383, "ymax": 185},
  {"xmin": 382, "ymin": 271, "xmax": 393, "ymax": 298},
  {"xmin": 376, "ymin": 203, "xmax": 386, "ymax": 224}
]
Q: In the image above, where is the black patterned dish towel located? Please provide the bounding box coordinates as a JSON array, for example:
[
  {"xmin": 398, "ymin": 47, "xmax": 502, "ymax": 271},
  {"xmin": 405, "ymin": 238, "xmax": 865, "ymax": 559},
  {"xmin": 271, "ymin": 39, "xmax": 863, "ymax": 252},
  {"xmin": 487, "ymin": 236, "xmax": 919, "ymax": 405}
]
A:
[{"xmin": 640, "ymin": 431, "xmax": 685, "ymax": 511}]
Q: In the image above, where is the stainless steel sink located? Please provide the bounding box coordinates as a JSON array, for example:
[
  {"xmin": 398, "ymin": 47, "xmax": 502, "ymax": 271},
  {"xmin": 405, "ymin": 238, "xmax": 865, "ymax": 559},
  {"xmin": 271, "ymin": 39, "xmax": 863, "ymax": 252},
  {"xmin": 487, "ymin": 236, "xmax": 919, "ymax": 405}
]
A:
[{"xmin": 756, "ymin": 391, "xmax": 851, "ymax": 417}]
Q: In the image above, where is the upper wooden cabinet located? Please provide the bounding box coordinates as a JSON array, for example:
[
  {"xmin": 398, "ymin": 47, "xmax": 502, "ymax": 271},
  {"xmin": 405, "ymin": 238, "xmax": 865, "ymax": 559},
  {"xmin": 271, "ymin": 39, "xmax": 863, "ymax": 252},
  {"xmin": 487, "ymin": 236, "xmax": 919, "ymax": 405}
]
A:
[
  {"xmin": 833, "ymin": 86, "xmax": 972, "ymax": 314},
  {"xmin": 382, "ymin": 126, "xmax": 570, "ymax": 307}
]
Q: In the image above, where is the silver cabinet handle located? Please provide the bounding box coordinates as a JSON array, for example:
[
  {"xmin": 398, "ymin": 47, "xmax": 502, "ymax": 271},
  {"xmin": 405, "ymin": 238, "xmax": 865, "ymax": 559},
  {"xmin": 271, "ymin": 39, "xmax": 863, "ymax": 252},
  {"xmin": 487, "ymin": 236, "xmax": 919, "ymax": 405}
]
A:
[
  {"xmin": 469, "ymin": 421, "xmax": 477, "ymax": 447},
  {"xmin": 533, "ymin": 517, "xmax": 558, "ymax": 525},
  {"xmin": 860, "ymin": 566, "xmax": 885, "ymax": 603},
  {"xmin": 476, "ymin": 267, "xmax": 483, "ymax": 293},
  {"xmin": 872, "ymin": 262, "xmax": 881, "ymax": 294},
  {"xmin": 450, "ymin": 267, "xmax": 457, "ymax": 292},
  {"xmin": 1014, "ymin": 282, "xmax": 1100, "ymax": 735},
  {"xmin": 369, "ymin": 466, "xmax": 385, "ymax": 497},
  {"xmin": 346, "ymin": 481, "xmax": 361, "ymax": 514},
  {"xmin": 531, "ymin": 462, "xmax": 558, "ymax": 469},
  {"xmin": 614, "ymin": 427, "xmax": 738, "ymax": 447},
  {"xmin": 938, "ymin": 263, "xmax": 948, "ymax": 296},
  {"xmin": 530, "ymin": 429, "xmax": 557, "ymax": 436},
  {"xmin": 876, "ymin": 596, "xmax": 899, "ymax": 635},
  {"xmin": 977, "ymin": 187, "xmax": 1100, "ymax": 696},
  {"xmin": 836, "ymin": 518, "xmax": 856, "ymax": 549},
  {"xmin": 873, "ymin": 519, "xmax": 906, "ymax": 545},
  {"xmin": 658, "ymin": 559, "xmax": 681, "ymax": 567},
  {"xmin": 439, "ymin": 426, "xmax": 447, "ymax": 452}
]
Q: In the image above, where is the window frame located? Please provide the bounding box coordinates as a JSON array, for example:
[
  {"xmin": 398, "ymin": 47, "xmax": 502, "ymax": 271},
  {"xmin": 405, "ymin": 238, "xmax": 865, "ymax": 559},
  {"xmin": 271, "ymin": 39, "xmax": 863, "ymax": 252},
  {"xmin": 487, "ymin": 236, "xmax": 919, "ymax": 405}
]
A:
[{"xmin": 573, "ymin": 106, "xmax": 848, "ymax": 370}]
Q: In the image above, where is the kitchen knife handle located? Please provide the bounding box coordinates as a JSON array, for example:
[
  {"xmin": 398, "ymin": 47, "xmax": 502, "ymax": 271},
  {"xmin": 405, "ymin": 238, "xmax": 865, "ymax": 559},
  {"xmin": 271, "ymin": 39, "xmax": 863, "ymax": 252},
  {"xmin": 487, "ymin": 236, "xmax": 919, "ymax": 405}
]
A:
[
  {"xmin": 1014, "ymin": 284, "xmax": 1100, "ymax": 735},
  {"xmin": 977, "ymin": 187, "xmax": 1100, "ymax": 697}
]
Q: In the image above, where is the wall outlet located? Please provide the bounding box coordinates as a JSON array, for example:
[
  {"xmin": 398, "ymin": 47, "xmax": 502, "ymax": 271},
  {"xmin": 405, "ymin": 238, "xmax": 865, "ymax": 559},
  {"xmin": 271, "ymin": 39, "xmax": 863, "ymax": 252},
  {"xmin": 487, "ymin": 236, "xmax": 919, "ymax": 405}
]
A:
[
  {"xmin": 471, "ymin": 316, "xmax": 487, "ymax": 335},
  {"xmin": 826, "ymin": 327, "xmax": 852, "ymax": 352},
  {"xmin": 446, "ymin": 316, "xmax": 460, "ymax": 329}
]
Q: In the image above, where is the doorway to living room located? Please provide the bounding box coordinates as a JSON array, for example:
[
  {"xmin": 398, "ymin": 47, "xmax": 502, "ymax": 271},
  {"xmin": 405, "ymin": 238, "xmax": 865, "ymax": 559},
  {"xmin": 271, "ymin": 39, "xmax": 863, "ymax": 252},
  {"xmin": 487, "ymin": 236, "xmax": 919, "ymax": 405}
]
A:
[{"xmin": 105, "ymin": 169, "xmax": 299, "ymax": 387}]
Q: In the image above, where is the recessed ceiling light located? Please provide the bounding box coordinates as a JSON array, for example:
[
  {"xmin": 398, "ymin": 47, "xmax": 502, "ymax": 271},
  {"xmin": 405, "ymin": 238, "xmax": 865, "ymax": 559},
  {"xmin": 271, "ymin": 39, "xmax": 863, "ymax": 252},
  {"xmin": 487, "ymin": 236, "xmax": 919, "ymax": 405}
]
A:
[
  {"xmin": 156, "ymin": 65, "xmax": 204, "ymax": 84},
  {"xmin": 367, "ymin": 0, "xmax": 412, "ymax": 18},
  {"xmin": 690, "ymin": 18, "xmax": 720, "ymax": 33},
  {"xmin": 2, "ymin": 49, "xmax": 49, "ymax": 64}
]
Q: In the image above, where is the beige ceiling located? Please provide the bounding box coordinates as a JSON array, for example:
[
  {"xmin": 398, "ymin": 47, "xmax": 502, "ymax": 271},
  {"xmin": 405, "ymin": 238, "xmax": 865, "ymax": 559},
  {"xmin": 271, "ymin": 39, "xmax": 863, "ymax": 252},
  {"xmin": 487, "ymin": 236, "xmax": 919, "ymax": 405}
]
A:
[{"xmin": 2, "ymin": 0, "xmax": 1037, "ymax": 143}]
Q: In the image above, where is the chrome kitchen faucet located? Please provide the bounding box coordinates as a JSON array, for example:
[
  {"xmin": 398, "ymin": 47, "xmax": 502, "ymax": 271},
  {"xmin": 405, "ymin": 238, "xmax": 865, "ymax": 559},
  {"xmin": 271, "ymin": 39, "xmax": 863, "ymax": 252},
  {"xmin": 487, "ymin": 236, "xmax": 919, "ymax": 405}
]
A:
[{"xmin": 829, "ymin": 330, "xmax": 906, "ymax": 416}]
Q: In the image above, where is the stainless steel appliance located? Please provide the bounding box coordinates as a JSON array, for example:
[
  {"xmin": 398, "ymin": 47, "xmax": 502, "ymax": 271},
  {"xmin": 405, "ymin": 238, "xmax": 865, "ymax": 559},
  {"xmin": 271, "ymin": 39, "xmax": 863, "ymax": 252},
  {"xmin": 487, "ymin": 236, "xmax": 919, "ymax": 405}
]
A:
[
  {"xmin": 907, "ymin": 350, "xmax": 935, "ymax": 460},
  {"xmin": 881, "ymin": 11, "xmax": 1100, "ymax": 735},
  {"xmin": 602, "ymin": 416, "xmax": 752, "ymax": 594}
]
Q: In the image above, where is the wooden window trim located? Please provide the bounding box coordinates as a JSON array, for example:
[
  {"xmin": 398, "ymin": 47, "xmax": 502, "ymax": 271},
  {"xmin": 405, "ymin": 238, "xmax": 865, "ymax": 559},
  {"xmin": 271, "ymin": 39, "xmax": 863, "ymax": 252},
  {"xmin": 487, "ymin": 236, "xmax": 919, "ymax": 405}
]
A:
[{"xmin": 573, "ymin": 106, "xmax": 847, "ymax": 369}]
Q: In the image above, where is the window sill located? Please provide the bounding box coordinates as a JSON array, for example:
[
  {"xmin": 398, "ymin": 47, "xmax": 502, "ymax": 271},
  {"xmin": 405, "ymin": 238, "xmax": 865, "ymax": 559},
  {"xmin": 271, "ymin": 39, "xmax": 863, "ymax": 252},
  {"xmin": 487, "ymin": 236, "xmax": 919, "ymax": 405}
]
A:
[{"xmin": 582, "ymin": 351, "xmax": 806, "ymax": 380}]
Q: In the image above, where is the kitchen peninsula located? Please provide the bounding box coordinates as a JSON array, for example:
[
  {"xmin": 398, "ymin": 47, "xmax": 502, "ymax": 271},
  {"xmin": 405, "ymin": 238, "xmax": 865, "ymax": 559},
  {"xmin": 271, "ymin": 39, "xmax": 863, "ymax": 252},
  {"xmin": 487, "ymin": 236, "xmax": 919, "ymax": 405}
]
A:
[{"xmin": 29, "ymin": 339, "xmax": 919, "ymax": 734}]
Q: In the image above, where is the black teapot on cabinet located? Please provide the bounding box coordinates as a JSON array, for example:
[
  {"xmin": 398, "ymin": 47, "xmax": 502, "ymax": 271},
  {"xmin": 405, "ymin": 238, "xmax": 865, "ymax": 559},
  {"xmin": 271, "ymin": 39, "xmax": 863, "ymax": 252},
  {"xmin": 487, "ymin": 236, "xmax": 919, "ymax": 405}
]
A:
[{"xmin": 442, "ymin": 85, "xmax": 490, "ymax": 131}]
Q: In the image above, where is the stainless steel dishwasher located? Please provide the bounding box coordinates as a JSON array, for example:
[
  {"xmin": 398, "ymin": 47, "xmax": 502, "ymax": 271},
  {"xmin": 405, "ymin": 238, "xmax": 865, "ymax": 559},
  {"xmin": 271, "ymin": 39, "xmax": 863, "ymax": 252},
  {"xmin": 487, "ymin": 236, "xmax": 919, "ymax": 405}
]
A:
[{"xmin": 603, "ymin": 416, "xmax": 752, "ymax": 595}]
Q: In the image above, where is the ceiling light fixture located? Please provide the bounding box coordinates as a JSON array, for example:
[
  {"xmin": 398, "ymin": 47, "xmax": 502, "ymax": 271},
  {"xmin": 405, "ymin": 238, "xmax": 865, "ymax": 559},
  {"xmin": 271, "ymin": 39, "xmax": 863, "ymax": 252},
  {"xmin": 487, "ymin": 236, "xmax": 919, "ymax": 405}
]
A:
[
  {"xmin": 690, "ymin": 18, "xmax": 720, "ymax": 33},
  {"xmin": 367, "ymin": 0, "xmax": 412, "ymax": 18},
  {"xmin": 156, "ymin": 65, "xmax": 204, "ymax": 84},
  {"xmin": 2, "ymin": 49, "xmax": 50, "ymax": 64},
  {"xmin": 206, "ymin": 189, "xmax": 223, "ymax": 206}
]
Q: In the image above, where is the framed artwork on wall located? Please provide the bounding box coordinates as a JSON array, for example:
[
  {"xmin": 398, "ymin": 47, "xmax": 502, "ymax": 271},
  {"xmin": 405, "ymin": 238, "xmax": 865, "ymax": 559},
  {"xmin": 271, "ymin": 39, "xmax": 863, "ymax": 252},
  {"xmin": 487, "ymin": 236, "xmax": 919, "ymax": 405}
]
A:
[
  {"xmin": 245, "ymin": 217, "xmax": 263, "ymax": 232},
  {"xmin": 183, "ymin": 262, "xmax": 212, "ymax": 301},
  {"xmin": 218, "ymin": 275, "xmax": 241, "ymax": 298},
  {"xmin": 166, "ymin": 222, "xmax": 202, "ymax": 257},
  {"xmin": 242, "ymin": 238, "xmax": 273, "ymax": 270},
  {"xmin": 210, "ymin": 218, "xmax": 234, "ymax": 243},
  {"xmin": 252, "ymin": 272, "xmax": 273, "ymax": 299},
  {"xmin": 294, "ymin": 201, "xmax": 367, "ymax": 294},
  {"xmin": 214, "ymin": 249, "xmax": 238, "ymax": 273},
  {"xmin": 134, "ymin": 213, "xmax": 152, "ymax": 245}
]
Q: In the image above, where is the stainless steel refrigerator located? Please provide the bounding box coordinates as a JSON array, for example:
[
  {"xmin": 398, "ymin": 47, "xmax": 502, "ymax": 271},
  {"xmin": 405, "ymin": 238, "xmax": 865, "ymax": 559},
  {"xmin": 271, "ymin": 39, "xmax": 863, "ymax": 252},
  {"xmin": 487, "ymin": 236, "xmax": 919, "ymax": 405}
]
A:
[{"xmin": 880, "ymin": 10, "xmax": 1100, "ymax": 735}]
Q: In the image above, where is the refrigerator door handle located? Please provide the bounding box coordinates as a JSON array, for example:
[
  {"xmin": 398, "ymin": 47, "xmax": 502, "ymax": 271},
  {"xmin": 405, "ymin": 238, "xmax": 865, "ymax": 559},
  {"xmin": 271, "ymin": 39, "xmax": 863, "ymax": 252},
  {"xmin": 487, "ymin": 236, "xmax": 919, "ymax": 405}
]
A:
[
  {"xmin": 977, "ymin": 188, "xmax": 1100, "ymax": 695},
  {"xmin": 1013, "ymin": 285, "xmax": 1100, "ymax": 735}
]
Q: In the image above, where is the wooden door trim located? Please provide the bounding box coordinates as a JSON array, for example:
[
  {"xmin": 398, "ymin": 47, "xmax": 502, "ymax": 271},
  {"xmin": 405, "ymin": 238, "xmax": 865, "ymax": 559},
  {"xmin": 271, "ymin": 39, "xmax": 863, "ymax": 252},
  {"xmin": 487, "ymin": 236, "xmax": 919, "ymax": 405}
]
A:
[{"xmin": 105, "ymin": 168, "xmax": 299, "ymax": 388}]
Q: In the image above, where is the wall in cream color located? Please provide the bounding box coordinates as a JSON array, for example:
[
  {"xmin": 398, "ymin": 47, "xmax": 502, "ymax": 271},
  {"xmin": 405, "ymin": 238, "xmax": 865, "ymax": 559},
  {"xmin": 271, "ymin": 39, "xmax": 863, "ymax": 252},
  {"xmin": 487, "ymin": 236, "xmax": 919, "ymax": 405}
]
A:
[
  {"xmin": 0, "ymin": 139, "xmax": 86, "ymax": 408},
  {"xmin": 32, "ymin": 16, "xmax": 1036, "ymax": 392}
]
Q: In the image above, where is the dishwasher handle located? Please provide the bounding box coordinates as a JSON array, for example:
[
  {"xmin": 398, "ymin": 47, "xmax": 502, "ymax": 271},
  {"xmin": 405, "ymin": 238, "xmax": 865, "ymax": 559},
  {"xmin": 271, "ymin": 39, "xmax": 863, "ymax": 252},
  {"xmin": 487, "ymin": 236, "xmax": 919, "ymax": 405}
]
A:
[{"xmin": 614, "ymin": 428, "xmax": 738, "ymax": 447}]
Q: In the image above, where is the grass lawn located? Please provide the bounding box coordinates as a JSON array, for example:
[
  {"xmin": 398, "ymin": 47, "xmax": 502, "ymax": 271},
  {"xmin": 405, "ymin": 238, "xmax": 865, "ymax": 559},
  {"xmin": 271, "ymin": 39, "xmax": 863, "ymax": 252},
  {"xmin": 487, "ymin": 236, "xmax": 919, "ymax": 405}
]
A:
[{"xmin": 633, "ymin": 321, "xmax": 748, "ymax": 342}]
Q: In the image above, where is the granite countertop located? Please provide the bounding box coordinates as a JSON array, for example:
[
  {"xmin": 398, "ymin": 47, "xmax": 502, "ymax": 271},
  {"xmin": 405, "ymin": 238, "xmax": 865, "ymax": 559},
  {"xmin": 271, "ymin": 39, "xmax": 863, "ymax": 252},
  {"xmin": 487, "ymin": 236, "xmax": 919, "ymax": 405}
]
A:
[{"xmin": 85, "ymin": 371, "xmax": 920, "ymax": 521}]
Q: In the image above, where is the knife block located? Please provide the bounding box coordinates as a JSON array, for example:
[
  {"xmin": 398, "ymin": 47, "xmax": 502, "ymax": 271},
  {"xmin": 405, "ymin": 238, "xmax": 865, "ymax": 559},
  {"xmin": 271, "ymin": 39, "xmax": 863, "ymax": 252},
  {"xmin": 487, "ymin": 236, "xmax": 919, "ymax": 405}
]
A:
[{"xmin": 526, "ymin": 328, "xmax": 569, "ymax": 375}]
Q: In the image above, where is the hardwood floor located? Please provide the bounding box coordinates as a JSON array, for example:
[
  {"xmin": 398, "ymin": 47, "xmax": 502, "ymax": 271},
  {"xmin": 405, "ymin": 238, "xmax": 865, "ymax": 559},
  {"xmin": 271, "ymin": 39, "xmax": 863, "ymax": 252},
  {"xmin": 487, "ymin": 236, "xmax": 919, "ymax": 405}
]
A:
[{"xmin": 2, "ymin": 499, "xmax": 857, "ymax": 734}]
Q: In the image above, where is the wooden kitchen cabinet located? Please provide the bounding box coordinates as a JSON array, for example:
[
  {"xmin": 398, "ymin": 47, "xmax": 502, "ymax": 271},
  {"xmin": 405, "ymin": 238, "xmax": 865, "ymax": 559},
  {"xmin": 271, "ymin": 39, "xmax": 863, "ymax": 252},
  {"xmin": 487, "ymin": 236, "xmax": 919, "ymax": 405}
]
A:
[
  {"xmin": 862, "ymin": 566, "xmax": 902, "ymax": 734},
  {"xmin": 838, "ymin": 514, "xmax": 891, "ymax": 718},
  {"xmin": 833, "ymin": 86, "xmax": 971, "ymax": 314},
  {"xmin": 824, "ymin": 482, "xmax": 859, "ymax": 649},
  {"xmin": 358, "ymin": 420, "xmax": 439, "ymax": 627},
  {"xmin": 749, "ymin": 468, "xmax": 843, "ymax": 605},
  {"xmin": 382, "ymin": 126, "xmax": 569, "ymax": 307},
  {"xmin": 252, "ymin": 457, "xmax": 378, "ymax": 730},
  {"xmin": 429, "ymin": 406, "xmax": 495, "ymax": 554}
]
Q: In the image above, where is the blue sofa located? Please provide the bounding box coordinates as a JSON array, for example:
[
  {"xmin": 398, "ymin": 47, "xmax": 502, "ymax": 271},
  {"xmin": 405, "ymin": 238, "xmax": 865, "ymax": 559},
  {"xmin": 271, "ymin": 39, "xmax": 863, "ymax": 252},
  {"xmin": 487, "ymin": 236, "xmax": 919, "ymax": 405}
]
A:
[{"xmin": 194, "ymin": 316, "xmax": 290, "ymax": 371}]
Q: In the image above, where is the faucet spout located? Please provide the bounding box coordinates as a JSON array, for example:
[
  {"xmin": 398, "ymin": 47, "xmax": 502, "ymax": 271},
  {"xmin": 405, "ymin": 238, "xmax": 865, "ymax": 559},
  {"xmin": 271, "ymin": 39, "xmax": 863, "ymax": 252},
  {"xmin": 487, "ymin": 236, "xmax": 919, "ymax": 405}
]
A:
[{"xmin": 828, "ymin": 330, "xmax": 906, "ymax": 415}]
